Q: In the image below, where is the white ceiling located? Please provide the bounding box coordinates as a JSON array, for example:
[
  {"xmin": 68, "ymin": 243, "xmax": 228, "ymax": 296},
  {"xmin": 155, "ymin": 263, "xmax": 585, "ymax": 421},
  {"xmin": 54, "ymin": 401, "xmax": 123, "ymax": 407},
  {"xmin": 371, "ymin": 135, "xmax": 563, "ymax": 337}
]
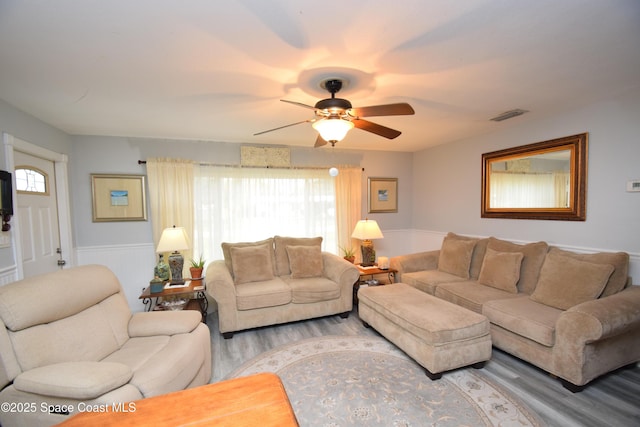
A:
[{"xmin": 0, "ymin": 0, "xmax": 638, "ymax": 152}]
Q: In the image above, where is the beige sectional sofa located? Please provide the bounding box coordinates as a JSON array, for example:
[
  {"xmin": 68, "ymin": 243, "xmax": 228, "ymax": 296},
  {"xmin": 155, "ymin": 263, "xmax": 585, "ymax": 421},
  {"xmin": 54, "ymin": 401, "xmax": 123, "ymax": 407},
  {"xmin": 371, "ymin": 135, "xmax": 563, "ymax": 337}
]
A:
[
  {"xmin": 206, "ymin": 236, "xmax": 360, "ymax": 338},
  {"xmin": 390, "ymin": 232, "xmax": 640, "ymax": 391},
  {"xmin": 0, "ymin": 265, "xmax": 212, "ymax": 427}
]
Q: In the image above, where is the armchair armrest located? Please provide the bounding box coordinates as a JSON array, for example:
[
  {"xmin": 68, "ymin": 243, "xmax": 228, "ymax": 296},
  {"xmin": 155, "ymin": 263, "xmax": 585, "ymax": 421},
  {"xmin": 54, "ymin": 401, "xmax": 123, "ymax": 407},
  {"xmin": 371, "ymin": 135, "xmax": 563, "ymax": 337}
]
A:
[
  {"xmin": 323, "ymin": 252, "xmax": 359, "ymax": 284},
  {"xmin": 128, "ymin": 310, "xmax": 201, "ymax": 337},
  {"xmin": 390, "ymin": 250, "xmax": 440, "ymax": 281},
  {"xmin": 556, "ymin": 285, "xmax": 640, "ymax": 344},
  {"xmin": 205, "ymin": 260, "xmax": 237, "ymax": 308}
]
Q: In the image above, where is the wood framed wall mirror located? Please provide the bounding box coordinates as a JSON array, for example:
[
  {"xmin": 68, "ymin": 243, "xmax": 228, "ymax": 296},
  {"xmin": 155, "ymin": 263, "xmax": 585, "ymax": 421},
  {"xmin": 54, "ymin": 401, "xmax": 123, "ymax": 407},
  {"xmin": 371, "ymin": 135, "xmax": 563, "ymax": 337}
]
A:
[{"xmin": 481, "ymin": 133, "xmax": 588, "ymax": 221}]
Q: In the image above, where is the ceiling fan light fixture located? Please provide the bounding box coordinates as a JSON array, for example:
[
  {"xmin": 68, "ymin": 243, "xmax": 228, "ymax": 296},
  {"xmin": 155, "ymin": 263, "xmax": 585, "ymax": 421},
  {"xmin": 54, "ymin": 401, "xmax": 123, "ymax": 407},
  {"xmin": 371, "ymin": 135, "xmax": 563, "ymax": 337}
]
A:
[{"xmin": 312, "ymin": 117, "xmax": 354, "ymax": 143}]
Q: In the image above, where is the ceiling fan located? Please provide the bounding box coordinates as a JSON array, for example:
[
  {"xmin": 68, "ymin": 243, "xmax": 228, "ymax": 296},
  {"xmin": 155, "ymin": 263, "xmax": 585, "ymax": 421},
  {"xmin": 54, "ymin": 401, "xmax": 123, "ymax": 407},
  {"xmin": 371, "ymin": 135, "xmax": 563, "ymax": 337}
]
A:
[{"xmin": 254, "ymin": 79, "xmax": 415, "ymax": 147}]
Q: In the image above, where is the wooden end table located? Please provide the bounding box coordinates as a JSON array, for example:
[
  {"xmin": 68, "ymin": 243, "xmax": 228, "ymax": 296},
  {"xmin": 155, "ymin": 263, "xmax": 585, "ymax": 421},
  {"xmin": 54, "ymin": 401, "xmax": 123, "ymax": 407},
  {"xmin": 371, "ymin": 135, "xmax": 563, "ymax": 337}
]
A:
[
  {"xmin": 139, "ymin": 279, "xmax": 208, "ymax": 323},
  {"xmin": 353, "ymin": 264, "xmax": 398, "ymax": 308}
]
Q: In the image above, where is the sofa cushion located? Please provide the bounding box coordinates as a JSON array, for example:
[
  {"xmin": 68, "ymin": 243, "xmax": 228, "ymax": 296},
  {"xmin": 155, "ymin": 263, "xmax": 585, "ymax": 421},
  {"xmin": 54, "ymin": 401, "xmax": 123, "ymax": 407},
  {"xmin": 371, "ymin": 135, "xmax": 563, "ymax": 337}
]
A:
[
  {"xmin": 530, "ymin": 252, "xmax": 614, "ymax": 310},
  {"xmin": 234, "ymin": 278, "xmax": 292, "ymax": 310},
  {"xmin": 483, "ymin": 296, "xmax": 562, "ymax": 347},
  {"xmin": 487, "ymin": 237, "xmax": 549, "ymax": 294},
  {"xmin": 274, "ymin": 236, "xmax": 323, "ymax": 276},
  {"xmin": 230, "ymin": 244, "xmax": 275, "ymax": 285},
  {"xmin": 285, "ymin": 277, "xmax": 341, "ymax": 303},
  {"xmin": 437, "ymin": 235, "xmax": 476, "ymax": 279},
  {"xmin": 546, "ymin": 247, "xmax": 629, "ymax": 297},
  {"xmin": 444, "ymin": 232, "xmax": 489, "ymax": 280},
  {"xmin": 435, "ymin": 280, "xmax": 522, "ymax": 313},
  {"xmin": 222, "ymin": 238, "xmax": 276, "ymax": 278},
  {"xmin": 402, "ymin": 270, "xmax": 467, "ymax": 295},
  {"xmin": 286, "ymin": 245, "xmax": 323, "ymax": 278},
  {"xmin": 477, "ymin": 248, "xmax": 523, "ymax": 293},
  {"xmin": 13, "ymin": 361, "xmax": 132, "ymax": 399}
]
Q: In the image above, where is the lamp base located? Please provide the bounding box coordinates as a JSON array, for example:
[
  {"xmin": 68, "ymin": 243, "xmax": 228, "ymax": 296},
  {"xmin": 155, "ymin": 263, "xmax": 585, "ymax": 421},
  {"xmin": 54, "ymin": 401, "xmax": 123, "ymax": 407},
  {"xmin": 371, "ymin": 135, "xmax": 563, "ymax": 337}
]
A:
[
  {"xmin": 360, "ymin": 240, "xmax": 376, "ymax": 267},
  {"xmin": 168, "ymin": 251, "xmax": 184, "ymax": 284}
]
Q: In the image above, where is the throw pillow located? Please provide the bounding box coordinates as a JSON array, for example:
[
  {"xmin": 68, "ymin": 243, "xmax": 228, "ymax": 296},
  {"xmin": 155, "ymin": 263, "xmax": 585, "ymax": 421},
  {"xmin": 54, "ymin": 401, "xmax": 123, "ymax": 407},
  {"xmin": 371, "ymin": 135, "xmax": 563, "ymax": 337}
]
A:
[
  {"xmin": 444, "ymin": 232, "xmax": 489, "ymax": 279},
  {"xmin": 486, "ymin": 237, "xmax": 549, "ymax": 294},
  {"xmin": 437, "ymin": 237, "xmax": 477, "ymax": 279},
  {"xmin": 222, "ymin": 238, "xmax": 276, "ymax": 278},
  {"xmin": 274, "ymin": 236, "xmax": 323, "ymax": 276},
  {"xmin": 286, "ymin": 245, "xmax": 324, "ymax": 279},
  {"xmin": 477, "ymin": 248, "xmax": 524, "ymax": 293},
  {"xmin": 530, "ymin": 252, "xmax": 614, "ymax": 310},
  {"xmin": 546, "ymin": 247, "xmax": 629, "ymax": 298},
  {"xmin": 230, "ymin": 244, "xmax": 275, "ymax": 285}
]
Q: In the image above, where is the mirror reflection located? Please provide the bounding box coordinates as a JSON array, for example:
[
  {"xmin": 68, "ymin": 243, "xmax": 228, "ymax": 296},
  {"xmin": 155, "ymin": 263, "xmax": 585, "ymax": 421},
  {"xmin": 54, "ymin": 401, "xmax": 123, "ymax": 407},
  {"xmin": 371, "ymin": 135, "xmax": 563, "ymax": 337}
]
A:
[{"xmin": 488, "ymin": 149, "xmax": 571, "ymax": 209}]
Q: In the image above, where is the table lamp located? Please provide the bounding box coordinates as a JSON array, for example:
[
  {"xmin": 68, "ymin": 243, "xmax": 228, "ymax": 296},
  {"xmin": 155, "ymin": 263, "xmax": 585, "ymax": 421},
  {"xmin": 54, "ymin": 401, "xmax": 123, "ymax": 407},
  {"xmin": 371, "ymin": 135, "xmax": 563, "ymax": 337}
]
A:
[
  {"xmin": 156, "ymin": 225, "xmax": 189, "ymax": 284},
  {"xmin": 351, "ymin": 219, "xmax": 384, "ymax": 267}
]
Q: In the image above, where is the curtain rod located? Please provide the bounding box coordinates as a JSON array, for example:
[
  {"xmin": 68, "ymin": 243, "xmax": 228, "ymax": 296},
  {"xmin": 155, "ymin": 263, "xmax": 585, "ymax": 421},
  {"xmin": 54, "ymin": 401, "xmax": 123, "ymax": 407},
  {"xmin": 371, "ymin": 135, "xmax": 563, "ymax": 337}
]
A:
[{"xmin": 138, "ymin": 160, "xmax": 363, "ymax": 171}]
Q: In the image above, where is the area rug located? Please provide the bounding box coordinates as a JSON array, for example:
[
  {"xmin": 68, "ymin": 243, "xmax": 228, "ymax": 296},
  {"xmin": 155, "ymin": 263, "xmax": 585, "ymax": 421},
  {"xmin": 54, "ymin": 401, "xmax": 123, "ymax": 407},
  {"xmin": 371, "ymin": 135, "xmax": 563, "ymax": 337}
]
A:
[{"xmin": 227, "ymin": 335, "xmax": 544, "ymax": 426}]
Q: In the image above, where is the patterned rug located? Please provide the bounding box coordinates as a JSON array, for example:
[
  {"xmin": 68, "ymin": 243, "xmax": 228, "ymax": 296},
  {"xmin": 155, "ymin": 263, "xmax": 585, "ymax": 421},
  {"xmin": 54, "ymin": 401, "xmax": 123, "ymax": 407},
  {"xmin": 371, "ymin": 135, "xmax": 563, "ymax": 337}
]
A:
[{"xmin": 228, "ymin": 335, "xmax": 545, "ymax": 427}]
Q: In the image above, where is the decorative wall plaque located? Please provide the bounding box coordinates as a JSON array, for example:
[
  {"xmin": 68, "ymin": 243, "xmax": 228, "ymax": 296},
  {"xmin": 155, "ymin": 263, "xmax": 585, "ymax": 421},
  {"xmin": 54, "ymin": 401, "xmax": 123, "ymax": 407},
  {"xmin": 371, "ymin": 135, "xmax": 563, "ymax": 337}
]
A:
[{"xmin": 240, "ymin": 146, "xmax": 291, "ymax": 168}]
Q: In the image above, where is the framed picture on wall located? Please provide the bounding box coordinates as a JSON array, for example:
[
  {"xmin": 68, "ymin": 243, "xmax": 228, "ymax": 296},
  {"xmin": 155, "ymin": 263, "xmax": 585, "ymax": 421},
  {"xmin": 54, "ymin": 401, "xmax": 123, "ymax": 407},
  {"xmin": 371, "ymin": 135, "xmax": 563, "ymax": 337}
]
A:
[
  {"xmin": 91, "ymin": 174, "xmax": 147, "ymax": 222},
  {"xmin": 368, "ymin": 177, "xmax": 398, "ymax": 213}
]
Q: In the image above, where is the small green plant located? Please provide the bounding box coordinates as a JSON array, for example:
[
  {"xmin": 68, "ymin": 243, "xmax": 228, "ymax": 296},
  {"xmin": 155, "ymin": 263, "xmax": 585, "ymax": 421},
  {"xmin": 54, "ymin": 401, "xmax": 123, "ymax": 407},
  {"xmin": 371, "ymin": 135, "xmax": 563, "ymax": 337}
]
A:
[
  {"xmin": 340, "ymin": 246, "xmax": 356, "ymax": 258},
  {"xmin": 190, "ymin": 254, "xmax": 206, "ymax": 268}
]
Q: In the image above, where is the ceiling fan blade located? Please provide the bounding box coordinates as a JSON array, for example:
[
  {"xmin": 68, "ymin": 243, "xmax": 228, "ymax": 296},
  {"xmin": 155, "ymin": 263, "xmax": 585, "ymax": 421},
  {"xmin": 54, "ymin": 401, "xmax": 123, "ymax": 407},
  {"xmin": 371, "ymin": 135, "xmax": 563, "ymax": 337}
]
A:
[
  {"xmin": 280, "ymin": 99, "xmax": 317, "ymax": 110},
  {"xmin": 314, "ymin": 135, "xmax": 328, "ymax": 148},
  {"xmin": 254, "ymin": 119, "xmax": 310, "ymax": 136},
  {"xmin": 349, "ymin": 102, "xmax": 415, "ymax": 118},
  {"xmin": 352, "ymin": 119, "xmax": 402, "ymax": 139}
]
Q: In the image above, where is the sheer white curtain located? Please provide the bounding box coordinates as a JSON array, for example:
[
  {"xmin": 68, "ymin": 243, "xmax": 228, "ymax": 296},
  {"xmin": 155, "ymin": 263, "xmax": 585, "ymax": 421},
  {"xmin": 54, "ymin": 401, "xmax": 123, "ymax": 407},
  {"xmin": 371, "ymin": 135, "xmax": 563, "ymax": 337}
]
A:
[
  {"xmin": 490, "ymin": 172, "xmax": 559, "ymax": 208},
  {"xmin": 335, "ymin": 166, "xmax": 362, "ymax": 255},
  {"xmin": 146, "ymin": 158, "xmax": 195, "ymax": 243},
  {"xmin": 194, "ymin": 166, "xmax": 338, "ymax": 260},
  {"xmin": 554, "ymin": 172, "xmax": 571, "ymax": 208},
  {"xmin": 146, "ymin": 158, "xmax": 195, "ymax": 274}
]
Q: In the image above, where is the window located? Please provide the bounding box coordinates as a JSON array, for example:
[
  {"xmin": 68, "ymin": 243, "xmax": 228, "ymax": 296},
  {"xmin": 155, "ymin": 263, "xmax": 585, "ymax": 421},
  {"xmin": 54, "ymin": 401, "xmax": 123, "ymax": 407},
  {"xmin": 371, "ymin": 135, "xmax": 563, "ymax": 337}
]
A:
[
  {"xmin": 15, "ymin": 167, "xmax": 48, "ymax": 194},
  {"xmin": 194, "ymin": 166, "xmax": 337, "ymax": 260}
]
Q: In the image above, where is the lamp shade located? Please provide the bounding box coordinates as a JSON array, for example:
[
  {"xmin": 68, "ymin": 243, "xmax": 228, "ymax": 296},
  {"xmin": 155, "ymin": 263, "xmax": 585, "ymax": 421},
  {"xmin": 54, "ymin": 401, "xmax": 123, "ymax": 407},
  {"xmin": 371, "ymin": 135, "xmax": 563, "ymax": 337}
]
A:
[
  {"xmin": 351, "ymin": 219, "xmax": 384, "ymax": 241},
  {"xmin": 312, "ymin": 117, "xmax": 354, "ymax": 142},
  {"xmin": 156, "ymin": 226, "xmax": 189, "ymax": 253}
]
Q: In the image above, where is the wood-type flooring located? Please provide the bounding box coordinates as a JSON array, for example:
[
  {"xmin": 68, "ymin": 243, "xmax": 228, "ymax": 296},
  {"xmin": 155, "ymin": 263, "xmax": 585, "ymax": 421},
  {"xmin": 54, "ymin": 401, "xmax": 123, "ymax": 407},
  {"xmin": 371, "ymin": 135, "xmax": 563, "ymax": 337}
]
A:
[{"xmin": 207, "ymin": 308, "xmax": 640, "ymax": 427}]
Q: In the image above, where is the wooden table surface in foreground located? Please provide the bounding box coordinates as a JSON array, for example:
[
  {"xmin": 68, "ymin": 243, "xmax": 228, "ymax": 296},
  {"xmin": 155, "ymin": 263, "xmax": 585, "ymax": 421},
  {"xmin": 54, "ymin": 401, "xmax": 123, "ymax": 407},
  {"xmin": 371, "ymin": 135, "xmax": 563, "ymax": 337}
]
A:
[{"xmin": 56, "ymin": 373, "xmax": 299, "ymax": 427}]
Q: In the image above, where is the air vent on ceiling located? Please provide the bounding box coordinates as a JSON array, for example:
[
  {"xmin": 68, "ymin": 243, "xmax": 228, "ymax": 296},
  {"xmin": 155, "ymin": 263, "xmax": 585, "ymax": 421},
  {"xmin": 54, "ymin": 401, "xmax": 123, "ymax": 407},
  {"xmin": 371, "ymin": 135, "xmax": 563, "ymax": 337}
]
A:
[{"xmin": 490, "ymin": 109, "xmax": 529, "ymax": 122}]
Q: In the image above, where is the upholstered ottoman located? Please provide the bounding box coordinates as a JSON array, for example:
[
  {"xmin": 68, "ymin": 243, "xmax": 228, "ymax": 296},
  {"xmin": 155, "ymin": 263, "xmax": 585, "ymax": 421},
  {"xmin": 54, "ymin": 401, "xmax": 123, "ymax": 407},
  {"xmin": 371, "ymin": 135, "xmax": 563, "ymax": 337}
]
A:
[{"xmin": 358, "ymin": 283, "xmax": 492, "ymax": 379}]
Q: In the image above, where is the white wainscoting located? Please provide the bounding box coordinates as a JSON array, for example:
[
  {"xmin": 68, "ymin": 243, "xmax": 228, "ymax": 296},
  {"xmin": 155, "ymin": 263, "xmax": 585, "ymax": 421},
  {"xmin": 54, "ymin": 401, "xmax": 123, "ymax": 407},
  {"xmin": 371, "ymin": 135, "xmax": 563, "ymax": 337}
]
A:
[
  {"xmin": 0, "ymin": 265, "xmax": 18, "ymax": 286},
  {"xmin": 76, "ymin": 243, "xmax": 156, "ymax": 312},
  {"xmin": 377, "ymin": 229, "xmax": 640, "ymax": 285},
  {"xmin": 62, "ymin": 234, "xmax": 640, "ymax": 315}
]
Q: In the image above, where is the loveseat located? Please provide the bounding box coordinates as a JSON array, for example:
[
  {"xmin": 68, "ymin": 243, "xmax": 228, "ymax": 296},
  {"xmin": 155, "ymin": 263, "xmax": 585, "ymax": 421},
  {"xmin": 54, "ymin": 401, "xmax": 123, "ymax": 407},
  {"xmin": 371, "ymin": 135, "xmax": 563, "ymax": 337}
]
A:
[
  {"xmin": 0, "ymin": 265, "xmax": 212, "ymax": 427},
  {"xmin": 206, "ymin": 236, "xmax": 359, "ymax": 338},
  {"xmin": 390, "ymin": 232, "xmax": 640, "ymax": 391}
]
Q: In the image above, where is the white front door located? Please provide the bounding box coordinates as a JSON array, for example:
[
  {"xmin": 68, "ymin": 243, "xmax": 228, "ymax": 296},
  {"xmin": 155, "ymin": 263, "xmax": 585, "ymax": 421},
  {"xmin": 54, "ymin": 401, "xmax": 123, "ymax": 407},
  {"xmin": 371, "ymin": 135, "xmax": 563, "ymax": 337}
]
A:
[{"xmin": 14, "ymin": 151, "xmax": 64, "ymax": 277}]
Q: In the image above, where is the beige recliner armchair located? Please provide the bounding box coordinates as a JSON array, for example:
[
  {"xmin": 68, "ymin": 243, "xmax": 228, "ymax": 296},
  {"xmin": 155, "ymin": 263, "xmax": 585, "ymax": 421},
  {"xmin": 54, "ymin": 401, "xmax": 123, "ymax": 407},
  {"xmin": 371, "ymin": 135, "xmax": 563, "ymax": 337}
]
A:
[{"xmin": 0, "ymin": 265, "xmax": 212, "ymax": 427}]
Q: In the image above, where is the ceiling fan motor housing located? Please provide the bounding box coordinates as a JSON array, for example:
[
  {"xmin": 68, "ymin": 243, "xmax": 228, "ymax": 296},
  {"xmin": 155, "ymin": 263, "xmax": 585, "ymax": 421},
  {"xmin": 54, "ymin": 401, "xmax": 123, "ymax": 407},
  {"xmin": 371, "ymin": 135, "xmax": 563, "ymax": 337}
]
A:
[{"xmin": 314, "ymin": 97, "xmax": 352, "ymax": 111}]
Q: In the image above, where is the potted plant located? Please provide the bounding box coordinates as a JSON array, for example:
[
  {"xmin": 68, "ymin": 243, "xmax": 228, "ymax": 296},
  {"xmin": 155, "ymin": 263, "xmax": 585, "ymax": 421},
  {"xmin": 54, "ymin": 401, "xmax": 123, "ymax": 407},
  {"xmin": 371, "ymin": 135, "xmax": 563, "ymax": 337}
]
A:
[
  {"xmin": 341, "ymin": 246, "xmax": 356, "ymax": 264},
  {"xmin": 189, "ymin": 255, "xmax": 206, "ymax": 279}
]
